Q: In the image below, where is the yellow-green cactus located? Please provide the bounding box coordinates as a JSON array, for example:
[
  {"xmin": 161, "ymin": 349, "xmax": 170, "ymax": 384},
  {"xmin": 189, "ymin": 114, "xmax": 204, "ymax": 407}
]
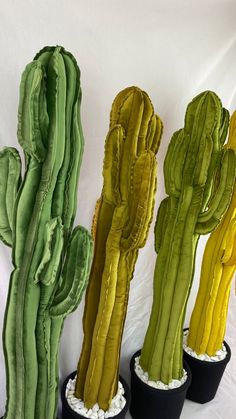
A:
[
  {"xmin": 140, "ymin": 91, "xmax": 236, "ymax": 385},
  {"xmin": 75, "ymin": 86, "xmax": 163, "ymax": 410},
  {"xmin": 188, "ymin": 111, "xmax": 236, "ymax": 355}
]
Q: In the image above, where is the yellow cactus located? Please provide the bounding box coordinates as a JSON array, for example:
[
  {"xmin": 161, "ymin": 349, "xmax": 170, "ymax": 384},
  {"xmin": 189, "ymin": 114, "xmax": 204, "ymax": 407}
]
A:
[{"xmin": 188, "ymin": 111, "xmax": 236, "ymax": 355}]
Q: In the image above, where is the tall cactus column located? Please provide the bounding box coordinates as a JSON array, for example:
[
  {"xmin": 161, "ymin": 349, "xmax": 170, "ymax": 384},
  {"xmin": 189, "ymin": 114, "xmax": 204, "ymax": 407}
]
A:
[
  {"xmin": 188, "ymin": 111, "xmax": 236, "ymax": 355},
  {"xmin": 140, "ymin": 91, "xmax": 236, "ymax": 384},
  {"xmin": 75, "ymin": 87, "xmax": 163, "ymax": 411},
  {"xmin": 0, "ymin": 46, "xmax": 93, "ymax": 419}
]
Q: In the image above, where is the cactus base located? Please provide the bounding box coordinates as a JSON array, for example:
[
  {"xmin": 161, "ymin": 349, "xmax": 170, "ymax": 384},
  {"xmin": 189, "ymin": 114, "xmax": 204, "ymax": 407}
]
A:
[
  {"xmin": 130, "ymin": 350, "xmax": 191, "ymax": 419},
  {"xmin": 183, "ymin": 340, "xmax": 231, "ymax": 404},
  {"xmin": 61, "ymin": 371, "xmax": 131, "ymax": 419}
]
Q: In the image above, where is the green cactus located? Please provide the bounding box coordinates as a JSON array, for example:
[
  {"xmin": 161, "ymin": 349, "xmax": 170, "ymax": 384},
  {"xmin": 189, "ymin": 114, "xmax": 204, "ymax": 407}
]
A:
[
  {"xmin": 140, "ymin": 91, "xmax": 236, "ymax": 384},
  {"xmin": 75, "ymin": 87, "xmax": 163, "ymax": 411},
  {"xmin": 1, "ymin": 46, "xmax": 93, "ymax": 419}
]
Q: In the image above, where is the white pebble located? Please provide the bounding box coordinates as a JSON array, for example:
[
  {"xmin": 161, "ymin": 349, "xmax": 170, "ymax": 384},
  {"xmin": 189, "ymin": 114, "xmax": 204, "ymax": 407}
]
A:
[
  {"xmin": 93, "ymin": 403, "xmax": 99, "ymax": 412},
  {"xmin": 183, "ymin": 331, "xmax": 227, "ymax": 362},
  {"xmin": 148, "ymin": 381, "xmax": 158, "ymax": 388},
  {"xmin": 65, "ymin": 376, "xmax": 126, "ymax": 419},
  {"xmin": 121, "ymin": 399, "xmax": 126, "ymax": 409},
  {"xmin": 134, "ymin": 356, "xmax": 187, "ymax": 390}
]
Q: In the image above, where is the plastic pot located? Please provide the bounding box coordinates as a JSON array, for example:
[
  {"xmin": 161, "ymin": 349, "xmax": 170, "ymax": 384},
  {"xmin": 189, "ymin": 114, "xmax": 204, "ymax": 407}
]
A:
[
  {"xmin": 130, "ymin": 350, "xmax": 192, "ymax": 419},
  {"xmin": 183, "ymin": 340, "xmax": 231, "ymax": 404},
  {"xmin": 61, "ymin": 371, "xmax": 131, "ymax": 419}
]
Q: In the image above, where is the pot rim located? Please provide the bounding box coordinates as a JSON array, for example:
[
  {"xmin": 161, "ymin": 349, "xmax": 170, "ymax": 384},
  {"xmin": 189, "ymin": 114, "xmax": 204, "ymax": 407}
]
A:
[{"xmin": 130, "ymin": 349, "xmax": 192, "ymax": 395}]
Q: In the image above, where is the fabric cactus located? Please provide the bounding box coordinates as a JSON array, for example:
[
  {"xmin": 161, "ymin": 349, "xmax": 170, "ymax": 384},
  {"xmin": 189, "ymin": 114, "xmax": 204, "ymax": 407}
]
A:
[
  {"xmin": 75, "ymin": 86, "xmax": 163, "ymax": 411},
  {"xmin": 140, "ymin": 91, "xmax": 236, "ymax": 385},
  {"xmin": 0, "ymin": 46, "xmax": 93, "ymax": 419},
  {"xmin": 187, "ymin": 111, "xmax": 236, "ymax": 355}
]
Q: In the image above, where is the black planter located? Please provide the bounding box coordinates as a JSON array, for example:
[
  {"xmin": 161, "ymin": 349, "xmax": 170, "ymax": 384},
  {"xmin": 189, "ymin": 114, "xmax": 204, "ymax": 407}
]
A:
[
  {"xmin": 61, "ymin": 371, "xmax": 131, "ymax": 419},
  {"xmin": 183, "ymin": 340, "xmax": 231, "ymax": 404},
  {"xmin": 130, "ymin": 350, "xmax": 192, "ymax": 419}
]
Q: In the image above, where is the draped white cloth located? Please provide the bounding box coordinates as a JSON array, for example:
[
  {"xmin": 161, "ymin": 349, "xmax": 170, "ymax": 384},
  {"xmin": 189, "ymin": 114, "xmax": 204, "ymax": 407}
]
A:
[{"xmin": 0, "ymin": 1, "xmax": 235, "ymax": 417}]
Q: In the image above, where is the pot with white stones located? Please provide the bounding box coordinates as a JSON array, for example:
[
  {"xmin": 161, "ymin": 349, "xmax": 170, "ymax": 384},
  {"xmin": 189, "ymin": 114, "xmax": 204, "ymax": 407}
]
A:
[
  {"xmin": 61, "ymin": 371, "xmax": 131, "ymax": 419},
  {"xmin": 129, "ymin": 350, "xmax": 192, "ymax": 419},
  {"xmin": 183, "ymin": 329, "xmax": 231, "ymax": 404}
]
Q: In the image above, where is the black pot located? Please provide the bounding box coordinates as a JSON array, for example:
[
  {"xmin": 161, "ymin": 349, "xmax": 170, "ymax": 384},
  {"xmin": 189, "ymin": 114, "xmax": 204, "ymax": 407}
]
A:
[
  {"xmin": 130, "ymin": 350, "xmax": 192, "ymax": 419},
  {"xmin": 183, "ymin": 340, "xmax": 231, "ymax": 403},
  {"xmin": 61, "ymin": 371, "xmax": 131, "ymax": 419}
]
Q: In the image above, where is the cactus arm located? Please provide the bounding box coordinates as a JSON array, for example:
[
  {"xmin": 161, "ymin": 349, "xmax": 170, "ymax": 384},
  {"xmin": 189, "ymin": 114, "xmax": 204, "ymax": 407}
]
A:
[
  {"xmin": 17, "ymin": 61, "xmax": 48, "ymax": 162},
  {"xmin": 196, "ymin": 149, "xmax": 236, "ymax": 234},
  {"xmin": 50, "ymin": 226, "xmax": 93, "ymax": 317},
  {"xmin": 219, "ymin": 108, "xmax": 230, "ymax": 146},
  {"xmin": 34, "ymin": 217, "xmax": 64, "ymax": 285},
  {"xmin": 103, "ymin": 125, "xmax": 124, "ymax": 205},
  {"xmin": 121, "ymin": 151, "xmax": 157, "ymax": 251},
  {"xmin": 201, "ymin": 107, "xmax": 228, "ymax": 207},
  {"xmin": 154, "ymin": 197, "xmax": 169, "ymax": 253},
  {"xmin": 0, "ymin": 147, "xmax": 21, "ymax": 246},
  {"xmin": 163, "ymin": 130, "xmax": 183, "ymax": 197},
  {"xmin": 146, "ymin": 114, "xmax": 162, "ymax": 153}
]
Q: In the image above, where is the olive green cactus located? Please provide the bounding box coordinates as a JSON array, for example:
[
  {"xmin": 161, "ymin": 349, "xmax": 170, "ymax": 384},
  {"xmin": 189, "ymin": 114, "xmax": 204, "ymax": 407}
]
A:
[
  {"xmin": 1, "ymin": 46, "xmax": 93, "ymax": 419},
  {"xmin": 75, "ymin": 87, "xmax": 163, "ymax": 411},
  {"xmin": 140, "ymin": 91, "xmax": 236, "ymax": 384}
]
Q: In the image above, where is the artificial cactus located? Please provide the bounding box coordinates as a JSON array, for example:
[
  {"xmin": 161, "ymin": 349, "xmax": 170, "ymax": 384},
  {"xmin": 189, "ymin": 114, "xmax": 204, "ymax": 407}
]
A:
[
  {"xmin": 1, "ymin": 46, "xmax": 93, "ymax": 419},
  {"xmin": 75, "ymin": 86, "xmax": 163, "ymax": 411},
  {"xmin": 140, "ymin": 91, "xmax": 236, "ymax": 384},
  {"xmin": 187, "ymin": 111, "xmax": 236, "ymax": 355}
]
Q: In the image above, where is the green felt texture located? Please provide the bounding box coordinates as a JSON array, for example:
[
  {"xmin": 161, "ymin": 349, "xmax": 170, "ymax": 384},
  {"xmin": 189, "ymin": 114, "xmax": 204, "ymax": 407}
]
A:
[
  {"xmin": 75, "ymin": 87, "xmax": 163, "ymax": 410},
  {"xmin": 140, "ymin": 91, "xmax": 236, "ymax": 384},
  {"xmin": 0, "ymin": 147, "xmax": 21, "ymax": 246},
  {"xmin": 1, "ymin": 46, "xmax": 93, "ymax": 419}
]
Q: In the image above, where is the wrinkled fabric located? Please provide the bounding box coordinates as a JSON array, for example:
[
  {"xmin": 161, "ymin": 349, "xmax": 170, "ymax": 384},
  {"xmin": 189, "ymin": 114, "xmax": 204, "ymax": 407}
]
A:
[{"xmin": 0, "ymin": 1, "xmax": 236, "ymax": 418}]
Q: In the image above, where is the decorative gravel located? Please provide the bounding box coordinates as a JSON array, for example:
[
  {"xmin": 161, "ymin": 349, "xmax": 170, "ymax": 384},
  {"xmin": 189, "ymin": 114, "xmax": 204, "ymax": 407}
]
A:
[
  {"xmin": 183, "ymin": 330, "xmax": 227, "ymax": 362},
  {"xmin": 65, "ymin": 375, "xmax": 126, "ymax": 419},
  {"xmin": 134, "ymin": 356, "xmax": 188, "ymax": 390}
]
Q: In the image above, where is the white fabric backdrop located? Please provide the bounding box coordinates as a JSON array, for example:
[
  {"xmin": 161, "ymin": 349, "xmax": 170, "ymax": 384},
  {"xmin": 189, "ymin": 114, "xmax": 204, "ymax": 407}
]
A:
[{"xmin": 0, "ymin": 1, "xmax": 236, "ymax": 417}]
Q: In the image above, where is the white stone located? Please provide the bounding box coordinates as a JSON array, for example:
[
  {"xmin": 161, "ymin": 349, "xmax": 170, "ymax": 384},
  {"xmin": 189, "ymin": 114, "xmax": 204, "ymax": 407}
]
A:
[
  {"xmin": 134, "ymin": 356, "xmax": 187, "ymax": 390},
  {"xmin": 65, "ymin": 375, "xmax": 126, "ymax": 419},
  {"xmin": 148, "ymin": 381, "xmax": 158, "ymax": 388},
  {"xmin": 121, "ymin": 399, "xmax": 126, "ymax": 409},
  {"xmin": 183, "ymin": 330, "xmax": 227, "ymax": 362},
  {"xmin": 92, "ymin": 403, "xmax": 100, "ymax": 412}
]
